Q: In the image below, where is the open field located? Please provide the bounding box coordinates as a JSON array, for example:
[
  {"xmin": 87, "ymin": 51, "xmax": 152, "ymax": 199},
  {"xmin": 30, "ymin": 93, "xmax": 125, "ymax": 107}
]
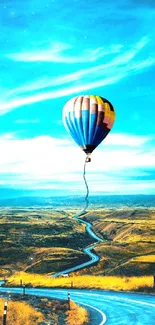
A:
[
  {"xmin": 6, "ymin": 272, "xmax": 154, "ymax": 292},
  {"xmin": 0, "ymin": 293, "xmax": 88, "ymax": 325},
  {"xmin": 0, "ymin": 297, "xmax": 44, "ymax": 325},
  {"xmin": 78, "ymin": 208, "xmax": 155, "ymax": 276},
  {"xmin": 0, "ymin": 207, "xmax": 92, "ymax": 277},
  {"xmin": 66, "ymin": 301, "xmax": 88, "ymax": 325},
  {"xmin": 0, "ymin": 206, "xmax": 155, "ymax": 285}
]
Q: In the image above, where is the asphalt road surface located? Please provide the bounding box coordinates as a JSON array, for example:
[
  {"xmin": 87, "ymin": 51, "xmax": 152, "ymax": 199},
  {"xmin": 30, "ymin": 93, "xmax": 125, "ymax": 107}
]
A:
[{"xmin": 0, "ymin": 287, "xmax": 155, "ymax": 324}]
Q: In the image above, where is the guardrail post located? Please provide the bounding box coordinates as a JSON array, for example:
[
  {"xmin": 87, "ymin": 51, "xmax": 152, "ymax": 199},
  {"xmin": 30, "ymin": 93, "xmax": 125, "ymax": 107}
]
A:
[
  {"xmin": 23, "ymin": 284, "xmax": 26, "ymax": 295},
  {"xmin": 3, "ymin": 301, "xmax": 8, "ymax": 325},
  {"xmin": 68, "ymin": 292, "xmax": 71, "ymax": 310}
]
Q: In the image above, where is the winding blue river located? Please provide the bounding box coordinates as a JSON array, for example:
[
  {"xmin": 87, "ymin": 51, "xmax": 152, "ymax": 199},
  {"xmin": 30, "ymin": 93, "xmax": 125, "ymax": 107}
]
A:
[{"xmin": 52, "ymin": 210, "xmax": 103, "ymax": 277}]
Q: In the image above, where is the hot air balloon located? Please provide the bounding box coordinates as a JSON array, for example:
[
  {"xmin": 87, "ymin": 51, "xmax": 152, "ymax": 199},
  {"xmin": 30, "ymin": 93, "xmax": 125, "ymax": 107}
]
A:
[{"xmin": 63, "ymin": 95, "xmax": 115, "ymax": 162}]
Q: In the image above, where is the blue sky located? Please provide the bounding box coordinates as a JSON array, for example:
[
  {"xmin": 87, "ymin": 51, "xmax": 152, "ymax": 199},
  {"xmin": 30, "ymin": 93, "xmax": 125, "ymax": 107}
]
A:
[{"xmin": 0, "ymin": 0, "xmax": 155, "ymax": 196}]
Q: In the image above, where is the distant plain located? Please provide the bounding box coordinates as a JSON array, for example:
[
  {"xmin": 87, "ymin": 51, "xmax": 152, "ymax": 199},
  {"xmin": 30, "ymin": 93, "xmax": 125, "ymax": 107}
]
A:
[{"xmin": 0, "ymin": 203, "xmax": 154, "ymax": 280}]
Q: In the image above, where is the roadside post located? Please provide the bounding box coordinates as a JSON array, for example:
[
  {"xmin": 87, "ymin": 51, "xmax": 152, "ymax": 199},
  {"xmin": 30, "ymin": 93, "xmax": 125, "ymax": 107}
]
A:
[
  {"xmin": 3, "ymin": 301, "xmax": 8, "ymax": 325},
  {"xmin": 71, "ymin": 281, "xmax": 73, "ymax": 288},
  {"xmin": 68, "ymin": 292, "xmax": 71, "ymax": 310},
  {"xmin": 20, "ymin": 279, "xmax": 23, "ymax": 287},
  {"xmin": 23, "ymin": 284, "xmax": 26, "ymax": 295}
]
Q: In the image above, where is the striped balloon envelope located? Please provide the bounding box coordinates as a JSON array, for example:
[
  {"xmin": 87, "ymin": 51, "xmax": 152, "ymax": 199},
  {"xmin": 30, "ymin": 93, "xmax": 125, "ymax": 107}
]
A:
[{"xmin": 63, "ymin": 95, "xmax": 115, "ymax": 160}]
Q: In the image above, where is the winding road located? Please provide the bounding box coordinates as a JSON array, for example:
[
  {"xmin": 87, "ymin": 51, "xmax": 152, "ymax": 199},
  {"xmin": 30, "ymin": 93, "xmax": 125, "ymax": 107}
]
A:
[
  {"xmin": 0, "ymin": 209, "xmax": 155, "ymax": 324},
  {"xmin": 52, "ymin": 160, "xmax": 104, "ymax": 276},
  {"xmin": 52, "ymin": 212, "xmax": 102, "ymax": 277},
  {"xmin": 1, "ymin": 170, "xmax": 154, "ymax": 324},
  {"xmin": 0, "ymin": 287, "xmax": 155, "ymax": 324},
  {"xmin": 52, "ymin": 193, "xmax": 103, "ymax": 276},
  {"xmin": 52, "ymin": 161, "xmax": 104, "ymax": 277}
]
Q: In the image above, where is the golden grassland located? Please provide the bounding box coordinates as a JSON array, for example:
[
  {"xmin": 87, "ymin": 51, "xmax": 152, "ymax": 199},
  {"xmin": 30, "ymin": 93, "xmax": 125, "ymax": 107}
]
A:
[
  {"xmin": 0, "ymin": 296, "xmax": 88, "ymax": 325},
  {"xmin": 0, "ymin": 207, "xmax": 155, "ymax": 280},
  {"xmin": 78, "ymin": 208, "xmax": 155, "ymax": 276},
  {"xmin": 66, "ymin": 301, "xmax": 88, "ymax": 325},
  {"xmin": 0, "ymin": 299, "xmax": 44, "ymax": 325},
  {"xmin": 6, "ymin": 272, "xmax": 154, "ymax": 292},
  {"xmin": 0, "ymin": 208, "xmax": 92, "ymax": 276},
  {"xmin": 131, "ymin": 255, "xmax": 155, "ymax": 263}
]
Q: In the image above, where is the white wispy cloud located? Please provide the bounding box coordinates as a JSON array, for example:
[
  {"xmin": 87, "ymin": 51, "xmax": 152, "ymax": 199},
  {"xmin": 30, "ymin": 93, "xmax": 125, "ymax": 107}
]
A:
[
  {"xmin": 0, "ymin": 75, "xmax": 123, "ymax": 113},
  {"xmin": 5, "ymin": 37, "xmax": 148, "ymax": 65},
  {"xmin": 7, "ymin": 73, "xmax": 82, "ymax": 96},
  {"xmin": 0, "ymin": 133, "xmax": 154, "ymax": 194},
  {"xmin": 103, "ymin": 133, "xmax": 150, "ymax": 146},
  {"xmin": 0, "ymin": 59, "xmax": 154, "ymax": 114},
  {"xmin": 6, "ymin": 41, "xmax": 123, "ymax": 63},
  {"xmin": 15, "ymin": 119, "xmax": 40, "ymax": 124},
  {"xmin": 0, "ymin": 57, "xmax": 153, "ymax": 114},
  {"xmin": 0, "ymin": 36, "xmax": 154, "ymax": 114},
  {"xmin": 0, "ymin": 132, "xmax": 17, "ymax": 140},
  {"xmin": 6, "ymin": 38, "xmax": 153, "ymax": 98}
]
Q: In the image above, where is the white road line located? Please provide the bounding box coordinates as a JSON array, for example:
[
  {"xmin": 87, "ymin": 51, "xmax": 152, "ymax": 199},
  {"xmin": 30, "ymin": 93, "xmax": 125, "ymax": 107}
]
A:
[
  {"xmin": 78, "ymin": 301, "xmax": 107, "ymax": 325},
  {"xmin": 25, "ymin": 289, "xmax": 155, "ymax": 308},
  {"xmin": 2, "ymin": 289, "xmax": 106, "ymax": 325},
  {"xmin": 108, "ymin": 296, "xmax": 155, "ymax": 308},
  {"xmin": 26, "ymin": 289, "xmax": 107, "ymax": 325},
  {"xmin": 69, "ymin": 291, "xmax": 155, "ymax": 308}
]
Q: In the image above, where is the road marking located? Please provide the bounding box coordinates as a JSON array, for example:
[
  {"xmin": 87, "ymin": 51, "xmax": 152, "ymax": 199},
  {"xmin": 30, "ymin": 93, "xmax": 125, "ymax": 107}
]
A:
[
  {"xmin": 78, "ymin": 301, "xmax": 107, "ymax": 325},
  {"xmin": 23, "ymin": 288, "xmax": 155, "ymax": 308},
  {"xmin": 0, "ymin": 289, "xmax": 106, "ymax": 325},
  {"xmin": 69, "ymin": 291, "xmax": 155, "ymax": 308},
  {"xmin": 107, "ymin": 296, "xmax": 155, "ymax": 308}
]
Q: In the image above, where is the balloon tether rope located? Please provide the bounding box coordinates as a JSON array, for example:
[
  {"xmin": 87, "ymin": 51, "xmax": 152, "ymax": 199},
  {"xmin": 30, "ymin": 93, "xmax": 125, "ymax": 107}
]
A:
[
  {"xmin": 74, "ymin": 157, "xmax": 90, "ymax": 218},
  {"xmin": 82, "ymin": 158, "xmax": 90, "ymax": 213}
]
